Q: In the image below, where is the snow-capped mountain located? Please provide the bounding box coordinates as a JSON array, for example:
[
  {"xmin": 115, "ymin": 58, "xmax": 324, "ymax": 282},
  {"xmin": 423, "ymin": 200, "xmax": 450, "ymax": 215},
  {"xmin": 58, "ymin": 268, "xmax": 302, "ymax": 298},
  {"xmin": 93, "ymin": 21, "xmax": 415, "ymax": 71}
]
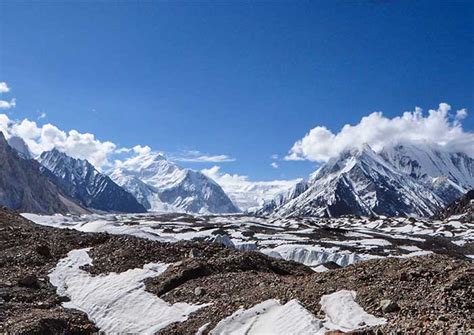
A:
[
  {"xmin": 109, "ymin": 152, "xmax": 239, "ymax": 214},
  {"xmin": 200, "ymin": 167, "xmax": 301, "ymax": 212},
  {"xmin": 39, "ymin": 149, "xmax": 146, "ymax": 213},
  {"xmin": 255, "ymin": 180, "xmax": 308, "ymax": 215},
  {"xmin": 265, "ymin": 144, "xmax": 452, "ymax": 218},
  {"xmin": 380, "ymin": 143, "xmax": 473, "ymax": 203}
]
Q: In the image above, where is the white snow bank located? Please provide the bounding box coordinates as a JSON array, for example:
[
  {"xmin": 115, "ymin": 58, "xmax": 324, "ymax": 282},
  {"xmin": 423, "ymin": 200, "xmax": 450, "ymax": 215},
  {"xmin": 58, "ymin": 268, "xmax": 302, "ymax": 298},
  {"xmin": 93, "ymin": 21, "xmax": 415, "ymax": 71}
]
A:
[
  {"xmin": 210, "ymin": 299, "xmax": 324, "ymax": 335},
  {"xmin": 210, "ymin": 290, "xmax": 385, "ymax": 334},
  {"xmin": 49, "ymin": 248, "xmax": 207, "ymax": 334},
  {"xmin": 262, "ymin": 244, "xmax": 366, "ymax": 268},
  {"xmin": 321, "ymin": 290, "xmax": 386, "ymax": 332}
]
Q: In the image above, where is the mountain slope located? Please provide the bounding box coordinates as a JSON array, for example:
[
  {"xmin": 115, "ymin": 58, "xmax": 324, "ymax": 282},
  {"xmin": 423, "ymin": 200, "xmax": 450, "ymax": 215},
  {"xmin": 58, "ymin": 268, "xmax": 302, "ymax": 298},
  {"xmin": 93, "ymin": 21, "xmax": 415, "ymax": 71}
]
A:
[
  {"xmin": 269, "ymin": 145, "xmax": 446, "ymax": 218},
  {"xmin": 39, "ymin": 149, "xmax": 146, "ymax": 213},
  {"xmin": 380, "ymin": 143, "xmax": 474, "ymax": 203},
  {"xmin": 109, "ymin": 153, "xmax": 239, "ymax": 214},
  {"xmin": 0, "ymin": 132, "xmax": 87, "ymax": 214},
  {"xmin": 435, "ymin": 189, "xmax": 474, "ymax": 222},
  {"xmin": 7, "ymin": 136, "xmax": 32, "ymax": 159}
]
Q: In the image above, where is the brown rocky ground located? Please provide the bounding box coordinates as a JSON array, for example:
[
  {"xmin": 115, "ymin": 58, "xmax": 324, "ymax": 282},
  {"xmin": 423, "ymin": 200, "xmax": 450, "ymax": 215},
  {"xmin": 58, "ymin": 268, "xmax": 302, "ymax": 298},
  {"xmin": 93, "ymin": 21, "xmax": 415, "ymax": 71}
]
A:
[{"xmin": 0, "ymin": 206, "xmax": 472, "ymax": 334}]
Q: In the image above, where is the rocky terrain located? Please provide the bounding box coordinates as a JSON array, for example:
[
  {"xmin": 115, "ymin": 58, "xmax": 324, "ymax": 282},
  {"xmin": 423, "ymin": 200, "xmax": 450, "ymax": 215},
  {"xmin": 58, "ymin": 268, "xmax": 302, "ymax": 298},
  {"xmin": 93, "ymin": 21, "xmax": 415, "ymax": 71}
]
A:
[
  {"xmin": 436, "ymin": 190, "xmax": 474, "ymax": 222},
  {"xmin": 1, "ymin": 207, "xmax": 473, "ymax": 334}
]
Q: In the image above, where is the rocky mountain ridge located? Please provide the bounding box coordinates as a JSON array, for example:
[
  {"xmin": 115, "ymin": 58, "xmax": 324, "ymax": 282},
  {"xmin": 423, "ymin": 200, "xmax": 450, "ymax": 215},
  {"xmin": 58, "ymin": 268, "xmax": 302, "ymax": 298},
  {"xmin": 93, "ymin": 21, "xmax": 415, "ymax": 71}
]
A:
[
  {"xmin": 259, "ymin": 143, "xmax": 473, "ymax": 218},
  {"xmin": 39, "ymin": 149, "xmax": 146, "ymax": 213},
  {"xmin": 0, "ymin": 132, "xmax": 87, "ymax": 214}
]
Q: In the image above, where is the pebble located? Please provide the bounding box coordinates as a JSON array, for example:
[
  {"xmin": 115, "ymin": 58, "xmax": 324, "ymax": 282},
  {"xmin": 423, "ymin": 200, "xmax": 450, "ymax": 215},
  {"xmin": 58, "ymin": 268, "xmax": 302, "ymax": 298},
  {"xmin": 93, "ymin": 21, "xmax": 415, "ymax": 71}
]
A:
[
  {"xmin": 380, "ymin": 299, "xmax": 400, "ymax": 313},
  {"xmin": 194, "ymin": 287, "xmax": 205, "ymax": 296}
]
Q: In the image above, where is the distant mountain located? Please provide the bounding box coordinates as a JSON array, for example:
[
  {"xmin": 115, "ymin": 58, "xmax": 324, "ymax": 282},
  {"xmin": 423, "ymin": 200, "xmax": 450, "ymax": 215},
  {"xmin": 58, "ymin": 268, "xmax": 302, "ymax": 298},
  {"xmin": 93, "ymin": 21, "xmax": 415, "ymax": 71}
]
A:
[
  {"xmin": 109, "ymin": 152, "xmax": 239, "ymax": 214},
  {"xmin": 200, "ymin": 169, "xmax": 301, "ymax": 212},
  {"xmin": 0, "ymin": 132, "xmax": 87, "ymax": 214},
  {"xmin": 255, "ymin": 180, "xmax": 308, "ymax": 216},
  {"xmin": 262, "ymin": 143, "xmax": 474, "ymax": 218},
  {"xmin": 267, "ymin": 145, "xmax": 448, "ymax": 218},
  {"xmin": 380, "ymin": 143, "xmax": 473, "ymax": 203},
  {"xmin": 39, "ymin": 149, "xmax": 146, "ymax": 213}
]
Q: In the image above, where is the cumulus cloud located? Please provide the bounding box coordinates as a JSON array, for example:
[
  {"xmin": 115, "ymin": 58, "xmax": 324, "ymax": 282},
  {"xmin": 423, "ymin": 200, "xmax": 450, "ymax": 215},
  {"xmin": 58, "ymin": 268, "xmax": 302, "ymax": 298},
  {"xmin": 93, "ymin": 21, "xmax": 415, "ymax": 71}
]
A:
[
  {"xmin": 0, "ymin": 114, "xmax": 116, "ymax": 168},
  {"xmin": 37, "ymin": 112, "xmax": 47, "ymax": 120},
  {"xmin": 0, "ymin": 98, "xmax": 16, "ymax": 109},
  {"xmin": 0, "ymin": 82, "xmax": 16, "ymax": 109},
  {"xmin": 271, "ymin": 162, "xmax": 279, "ymax": 169},
  {"xmin": 286, "ymin": 103, "xmax": 474, "ymax": 162},
  {"xmin": 133, "ymin": 145, "xmax": 152, "ymax": 155},
  {"xmin": 201, "ymin": 166, "xmax": 249, "ymax": 184},
  {"xmin": 171, "ymin": 150, "xmax": 235, "ymax": 163},
  {"xmin": 0, "ymin": 82, "xmax": 10, "ymax": 93}
]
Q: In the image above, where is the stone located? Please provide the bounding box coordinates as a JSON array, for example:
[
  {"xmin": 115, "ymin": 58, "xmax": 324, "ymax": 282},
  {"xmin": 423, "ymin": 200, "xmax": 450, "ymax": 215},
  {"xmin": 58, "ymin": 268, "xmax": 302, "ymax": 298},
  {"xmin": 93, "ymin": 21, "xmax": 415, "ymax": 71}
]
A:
[
  {"xmin": 380, "ymin": 299, "xmax": 400, "ymax": 313},
  {"xmin": 35, "ymin": 244, "xmax": 51, "ymax": 257},
  {"xmin": 188, "ymin": 248, "xmax": 202, "ymax": 258},
  {"xmin": 18, "ymin": 275, "xmax": 39, "ymax": 288},
  {"xmin": 194, "ymin": 287, "xmax": 205, "ymax": 296}
]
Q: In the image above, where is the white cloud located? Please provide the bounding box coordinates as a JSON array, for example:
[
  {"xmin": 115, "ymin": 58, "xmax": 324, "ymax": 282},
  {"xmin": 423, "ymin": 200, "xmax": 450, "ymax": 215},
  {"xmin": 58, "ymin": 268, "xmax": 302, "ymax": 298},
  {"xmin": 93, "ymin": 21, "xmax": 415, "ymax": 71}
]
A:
[
  {"xmin": 0, "ymin": 82, "xmax": 15, "ymax": 109},
  {"xmin": 0, "ymin": 82, "xmax": 10, "ymax": 93},
  {"xmin": 271, "ymin": 162, "xmax": 279, "ymax": 169},
  {"xmin": 171, "ymin": 150, "xmax": 235, "ymax": 163},
  {"xmin": 115, "ymin": 147, "xmax": 132, "ymax": 154},
  {"xmin": 37, "ymin": 112, "xmax": 47, "ymax": 120},
  {"xmin": 133, "ymin": 145, "xmax": 151, "ymax": 155},
  {"xmin": 0, "ymin": 98, "xmax": 16, "ymax": 109},
  {"xmin": 0, "ymin": 114, "xmax": 116, "ymax": 169},
  {"xmin": 271, "ymin": 154, "xmax": 279, "ymax": 160},
  {"xmin": 286, "ymin": 103, "xmax": 474, "ymax": 162}
]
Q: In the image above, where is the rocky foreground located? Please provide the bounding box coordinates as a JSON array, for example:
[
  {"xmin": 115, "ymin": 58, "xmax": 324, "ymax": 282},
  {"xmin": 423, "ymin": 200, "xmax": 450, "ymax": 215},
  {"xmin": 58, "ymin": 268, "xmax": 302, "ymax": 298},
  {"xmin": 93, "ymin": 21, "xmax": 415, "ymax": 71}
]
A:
[{"xmin": 0, "ymin": 207, "xmax": 472, "ymax": 334}]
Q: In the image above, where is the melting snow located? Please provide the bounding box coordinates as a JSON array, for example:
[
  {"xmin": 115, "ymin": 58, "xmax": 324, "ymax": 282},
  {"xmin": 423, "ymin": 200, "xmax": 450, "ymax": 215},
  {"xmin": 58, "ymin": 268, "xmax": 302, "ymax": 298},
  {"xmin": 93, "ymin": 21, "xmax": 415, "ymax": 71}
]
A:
[
  {"xmin": 320, "ymin": 290, "xmax": 386, "ymax": 331},
  {"xmin": 209, "ymin": 290, "xmax": 385, "ymax": 335},
  {"xmin": 49, "ymin": 248, "xmax": 207, "ymax": 334}
]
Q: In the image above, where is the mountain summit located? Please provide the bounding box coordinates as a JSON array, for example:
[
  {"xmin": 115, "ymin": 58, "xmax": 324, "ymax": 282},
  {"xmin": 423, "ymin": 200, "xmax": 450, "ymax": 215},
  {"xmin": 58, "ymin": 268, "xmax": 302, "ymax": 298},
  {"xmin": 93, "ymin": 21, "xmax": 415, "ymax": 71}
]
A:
[
  {"xmin": 260, "ymin": 144, "xmax": 473, "ymax": 218},
  {"xmin": 109, "ymin": 152, "xmax": 240, "ymax": 214},
  {"xmin": 39, "ymin": 149, "xmax": 146, "ymax": 213}
]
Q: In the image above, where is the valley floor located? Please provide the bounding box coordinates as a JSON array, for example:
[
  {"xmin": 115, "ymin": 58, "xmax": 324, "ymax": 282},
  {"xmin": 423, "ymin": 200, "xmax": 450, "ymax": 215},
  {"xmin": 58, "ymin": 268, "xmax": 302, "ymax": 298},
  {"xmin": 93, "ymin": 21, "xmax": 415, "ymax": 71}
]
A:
[{"xmin": 1, "ymin": 209, "xmax": 473, "ymax": 334}]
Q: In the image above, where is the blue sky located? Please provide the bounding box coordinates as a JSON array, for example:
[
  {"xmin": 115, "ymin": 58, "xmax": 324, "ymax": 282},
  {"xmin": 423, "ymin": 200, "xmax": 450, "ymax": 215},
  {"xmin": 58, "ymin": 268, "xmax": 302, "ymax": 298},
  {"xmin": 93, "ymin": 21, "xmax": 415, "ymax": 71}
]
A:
[{"xmin": 0, "ymin": 0, "xmax": 472, "ymax": 181}]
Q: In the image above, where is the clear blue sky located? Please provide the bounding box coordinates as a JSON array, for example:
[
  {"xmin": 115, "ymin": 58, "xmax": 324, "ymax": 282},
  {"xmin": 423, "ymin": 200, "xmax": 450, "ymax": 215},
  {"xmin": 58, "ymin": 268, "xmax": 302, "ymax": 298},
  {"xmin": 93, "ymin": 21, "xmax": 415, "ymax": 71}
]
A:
[{"xmin": 0, "ymin": 0, "xmax": 472, "ymax": 180}]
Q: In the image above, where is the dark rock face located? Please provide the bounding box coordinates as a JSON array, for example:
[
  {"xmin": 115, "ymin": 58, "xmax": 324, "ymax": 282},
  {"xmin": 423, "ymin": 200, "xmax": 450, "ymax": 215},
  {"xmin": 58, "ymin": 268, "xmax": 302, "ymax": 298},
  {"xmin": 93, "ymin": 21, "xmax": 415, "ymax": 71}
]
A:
[
  {"xmin": 0, "ymin": 132, "xmax": 85, "ymax": 214},
  {"xmin": 39, "ymin": 149, "xmax": 146, "ymax": 213},
  {"xmin": 436, "ymin": 190, "xmax": 474, "ymax": 222}
]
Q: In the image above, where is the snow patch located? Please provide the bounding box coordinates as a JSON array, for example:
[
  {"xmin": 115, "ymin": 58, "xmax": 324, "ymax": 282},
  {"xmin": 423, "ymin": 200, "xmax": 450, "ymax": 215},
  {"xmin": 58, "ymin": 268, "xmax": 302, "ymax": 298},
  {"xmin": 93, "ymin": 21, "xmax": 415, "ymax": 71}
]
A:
[
  {"xmin": 210, "ymin": 290, "xmax": 385, "ymax": 334},
  {"xmin": 49, "ymin": 248, "xmax": 207, "ymax": 334}
]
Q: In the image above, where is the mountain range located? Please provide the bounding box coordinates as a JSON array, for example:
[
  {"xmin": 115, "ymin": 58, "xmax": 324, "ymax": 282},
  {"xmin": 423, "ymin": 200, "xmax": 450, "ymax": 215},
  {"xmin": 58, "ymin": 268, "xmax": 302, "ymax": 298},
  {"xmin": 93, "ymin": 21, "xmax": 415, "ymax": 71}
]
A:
[
  {"xmin": 258, "ymin": 143, "xmax": 473, "ymax": 218},
  {"xmin": 0, "ymin": 129, "xmax": 472, "ymax": 217}
]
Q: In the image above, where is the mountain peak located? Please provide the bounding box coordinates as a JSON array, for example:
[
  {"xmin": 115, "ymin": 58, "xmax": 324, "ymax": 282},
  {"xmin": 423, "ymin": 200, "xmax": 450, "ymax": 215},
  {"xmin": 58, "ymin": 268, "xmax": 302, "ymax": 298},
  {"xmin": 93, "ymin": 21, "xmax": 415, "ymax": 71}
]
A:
[
  {"xmin": 39, "ymin": 149, "xmax": 146, "ymax": 213},
  {"xmin": 109, "ymin": 153, "xmax": 239, "ymax": 214}
]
